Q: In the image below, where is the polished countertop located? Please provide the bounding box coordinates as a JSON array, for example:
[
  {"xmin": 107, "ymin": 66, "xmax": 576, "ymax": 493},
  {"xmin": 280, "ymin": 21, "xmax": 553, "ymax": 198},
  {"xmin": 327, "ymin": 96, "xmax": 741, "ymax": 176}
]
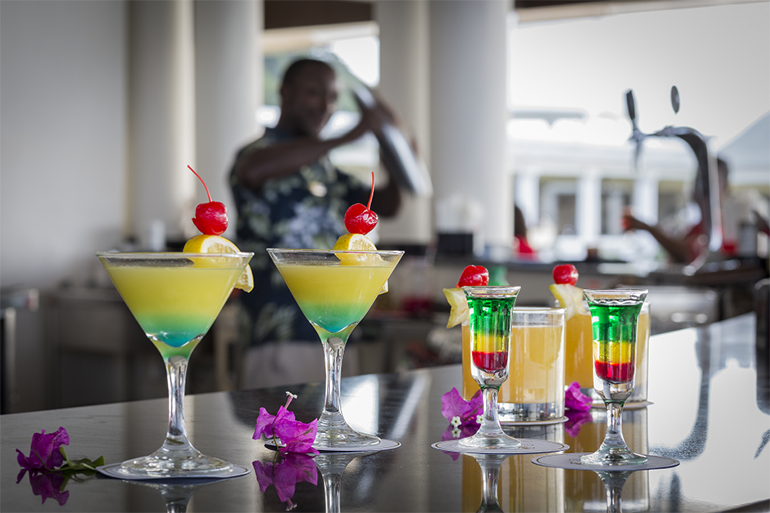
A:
[{"xmin": 2, "ymin": 313, "xmax": 768, "ymax": 512}]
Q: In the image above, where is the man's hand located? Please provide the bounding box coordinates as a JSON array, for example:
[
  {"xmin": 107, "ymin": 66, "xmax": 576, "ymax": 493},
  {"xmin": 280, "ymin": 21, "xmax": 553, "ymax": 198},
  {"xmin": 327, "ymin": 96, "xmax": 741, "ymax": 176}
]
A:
[{"xmin": 622, "ymin": 213, "xmax": 650, "ymax": 232}]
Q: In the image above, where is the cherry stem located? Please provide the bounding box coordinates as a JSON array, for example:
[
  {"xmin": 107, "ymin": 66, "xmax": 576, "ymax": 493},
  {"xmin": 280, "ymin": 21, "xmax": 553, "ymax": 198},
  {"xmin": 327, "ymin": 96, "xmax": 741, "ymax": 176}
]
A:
[
  {"xmin": 188, "ymin": 165, "xmax": 212, "ymax": 203},
  {"xmin": 366, "ymin": 171, "xmax": 375, "ymax": 210}
]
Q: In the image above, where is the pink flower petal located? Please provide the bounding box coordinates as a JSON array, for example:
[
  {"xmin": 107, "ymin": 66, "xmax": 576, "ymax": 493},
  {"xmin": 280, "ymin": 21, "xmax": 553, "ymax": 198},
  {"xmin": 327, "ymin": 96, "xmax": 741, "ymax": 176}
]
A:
[
  {"xmin": 17, "ymin": 427, "xmax": 69, "ymax": 471},
  {"xmin": 440, "ymin": 388, "xmax": 472, "ymax": 423},
  {"xmin": 275, "ymin": 419, "xmax": 319, "ymax": 456},
  {"xmin": 465, "ymin": 390, "xmax": 483, "ymax": 424},
  {"xmin": 253, "ymin": 408, "xmax": 277, "ymax": 440},
  {"xmin": 565, "ymin": 381, "xmax": 593, "ymax": 412}
]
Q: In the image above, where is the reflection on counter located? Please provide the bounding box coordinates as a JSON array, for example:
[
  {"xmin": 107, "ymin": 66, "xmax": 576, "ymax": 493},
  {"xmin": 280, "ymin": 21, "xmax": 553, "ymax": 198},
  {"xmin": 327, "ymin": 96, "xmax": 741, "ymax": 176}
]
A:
[
  {"xmin": 462, "ymin": 424, "xmax": 565, "ymax": 513},
  {"xmin": 460, "ymin": 408, "xmax": 650, "ymax": 512},
  {"xmin": 564, "ymin": 408, "xmax": 649, "ymax": 512}
]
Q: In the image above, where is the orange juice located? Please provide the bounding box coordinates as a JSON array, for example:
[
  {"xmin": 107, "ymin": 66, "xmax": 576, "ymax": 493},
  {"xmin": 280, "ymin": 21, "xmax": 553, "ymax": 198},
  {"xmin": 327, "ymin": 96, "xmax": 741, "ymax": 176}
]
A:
[
  {"xmin": 564, "ymin": 310, "xmax": 594, "ymax": 389},
  {"xmin": 628, "ymin": 305, "xmax": 650, "ymax": 404},
  {"xmin": 461, "ymin": 321, "xmax": 476, "ymax": 400}
]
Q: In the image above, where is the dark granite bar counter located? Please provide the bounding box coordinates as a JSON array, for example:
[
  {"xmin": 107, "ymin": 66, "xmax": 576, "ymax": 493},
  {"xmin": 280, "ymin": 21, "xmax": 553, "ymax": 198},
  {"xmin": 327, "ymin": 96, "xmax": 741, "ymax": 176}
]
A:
[{"xmin": 2, "ymin": 313, "xmax": 768, "ymax": 512}]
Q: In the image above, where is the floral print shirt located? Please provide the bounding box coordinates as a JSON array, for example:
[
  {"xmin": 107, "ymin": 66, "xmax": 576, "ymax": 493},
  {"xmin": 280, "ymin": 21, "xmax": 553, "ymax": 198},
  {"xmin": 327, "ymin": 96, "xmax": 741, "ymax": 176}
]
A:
[{"xmin": 230, "ymin": 127, "xmax": 365, "ymax": 345}]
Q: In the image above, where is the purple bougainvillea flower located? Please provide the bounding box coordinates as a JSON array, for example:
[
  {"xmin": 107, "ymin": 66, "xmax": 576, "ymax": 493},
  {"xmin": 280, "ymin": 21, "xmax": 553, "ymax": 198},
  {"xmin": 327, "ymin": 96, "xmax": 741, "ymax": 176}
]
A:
[
  {"xmin": 254, "ymin": 391, "xmax": 319, "ymax": 455},
  {"xmin": 564, "ymin": 409, "xmax": 592, "ymax": 438},
  {"xmin": 253, "ymin": 453, "xmax": 318, "ymax": 505},
  {"xmin": 253, "ymin": 406, "xmax": 296, "ymax": 441},
  {"xmin": 275, "ymin": 418, "xmax": 319, "ymax": 456},
  {"xmin": 565, "ymin": 382, "xmax": 593, "ymax": 412},
  {"xmin": 16, "ymin": 427, "xmax": 69, "ymax": 471},
  {"xmin": 440, "ymin": 387, "xmax": 483, "ymax": 432}
]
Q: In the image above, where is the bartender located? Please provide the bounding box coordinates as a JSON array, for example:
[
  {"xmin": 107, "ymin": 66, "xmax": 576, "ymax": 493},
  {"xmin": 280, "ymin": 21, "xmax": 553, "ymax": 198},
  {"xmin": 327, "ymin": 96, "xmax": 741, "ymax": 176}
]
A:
[
  {"xmin": 623, "ymin": 158, "xmax": 734, "ymax": 264},
  {"xmin": 229, "ymin": 58, "xmax": 404, "ymax": 388}
]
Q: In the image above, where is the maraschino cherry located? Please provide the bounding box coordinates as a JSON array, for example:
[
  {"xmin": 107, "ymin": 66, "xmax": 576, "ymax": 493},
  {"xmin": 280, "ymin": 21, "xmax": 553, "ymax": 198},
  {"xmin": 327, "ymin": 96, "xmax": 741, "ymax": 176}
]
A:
[
  {"xmin": 457, "ymin": 265, "xmax": 489, "ymax": 287},
  {"xmin": 344, "ymin": 172, "xmax": 378, "ymax": 235},
  {"xmin": 189, "ymin": 165, "xmax": 227, "ymax": 236},
  {"xmin": 552, "ymin": 264, "xmax": 579, "ymax": 286}
]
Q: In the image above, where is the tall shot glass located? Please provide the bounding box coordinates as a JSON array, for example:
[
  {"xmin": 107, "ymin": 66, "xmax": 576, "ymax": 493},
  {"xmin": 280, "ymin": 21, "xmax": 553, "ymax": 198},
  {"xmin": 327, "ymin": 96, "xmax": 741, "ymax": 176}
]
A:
[
  {"xmin": 459, "ymin": 286, "xmax": 522, "ymax": 450},
  {"xmin": 581, "ymin": 289, "xmax": 648, "ymax": 466}
]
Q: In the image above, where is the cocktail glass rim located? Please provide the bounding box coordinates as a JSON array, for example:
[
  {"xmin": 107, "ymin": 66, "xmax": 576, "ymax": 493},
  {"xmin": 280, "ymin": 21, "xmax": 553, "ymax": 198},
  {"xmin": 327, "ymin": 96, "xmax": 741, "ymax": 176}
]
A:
[
  {"xmin": 96, "ymin": 251, "xmax": 254, "ymax": 258},
  {"xmin": 266, "ymin": 248, "xmax": 404, "ymax": 256}
]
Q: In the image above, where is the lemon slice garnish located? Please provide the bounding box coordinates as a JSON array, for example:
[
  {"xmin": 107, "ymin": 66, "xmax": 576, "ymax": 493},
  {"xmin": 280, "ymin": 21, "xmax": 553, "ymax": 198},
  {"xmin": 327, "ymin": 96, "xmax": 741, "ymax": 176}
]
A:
[
  {"xmin": 183, "ymin": 235, "xmax": 254, "ymax": 292},
  {"xmin": 444, "ymin": 287, "xmax": 469, "ymax": 328},
  {"xmin": 333, "ymin": 233, "xmax": 387, "ymax": 293},
  {"xmin": 333, "ymin": 233, "xmax": 377, "ymax": 251},
  {"xmin": 333, "ymin": 233, "xmax": 379, "ymax": 264},
  {"xmin": 548, "ymin": 283, "xmax": 587, "ymax": 320}
]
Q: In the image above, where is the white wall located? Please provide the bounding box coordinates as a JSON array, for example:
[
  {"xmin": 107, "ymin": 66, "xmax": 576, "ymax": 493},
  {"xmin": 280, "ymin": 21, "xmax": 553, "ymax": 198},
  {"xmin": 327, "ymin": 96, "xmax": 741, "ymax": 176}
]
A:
[{"xmin": 1, "ymin": 0, "xmax": 127, "ymax": 290}]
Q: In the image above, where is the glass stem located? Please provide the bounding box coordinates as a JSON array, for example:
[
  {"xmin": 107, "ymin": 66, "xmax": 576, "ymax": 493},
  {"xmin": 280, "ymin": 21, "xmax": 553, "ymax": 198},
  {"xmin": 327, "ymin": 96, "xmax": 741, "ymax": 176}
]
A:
[
  {"xmin": 600, "ymin": 401, "xmax": 627, "ymax": 454},
  {"xmin": 163, "ymin": 355, "xmax": 193, "ymax": 451},
  {"xmin": 477, "ymin": 386, "xmax": 503, "ymax": 437},
  {"xmin": 316, "ymin": 324, "xmax": 355, "ymax": 430}
]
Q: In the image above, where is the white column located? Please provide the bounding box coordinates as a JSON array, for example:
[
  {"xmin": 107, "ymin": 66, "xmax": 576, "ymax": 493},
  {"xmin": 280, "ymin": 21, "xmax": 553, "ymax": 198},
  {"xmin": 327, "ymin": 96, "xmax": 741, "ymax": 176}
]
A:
[
  {"xmin": 515, "ymin": 170, "xmax": 540, "ymax": 227},
  {"xmin": 375, "ymin": 0, "xmax": 432, "ymax": 246},
  {"xmin": 194, "ymin": 0, "xmax": 262, "ymax": 239},
  {"xmin": 634, "ymin": 173, "xmax": 658, "ymax": 224},
  {"xmin": 429, "ymin": 0, "xmax": 511, "ymax": 256},
  {"xmin": 128, "ymin": 0, "xmax": 196, "ymax": 246},
  {"xmin": 578, "ymin": 169, "xmax": 601, "ymax": 246}
]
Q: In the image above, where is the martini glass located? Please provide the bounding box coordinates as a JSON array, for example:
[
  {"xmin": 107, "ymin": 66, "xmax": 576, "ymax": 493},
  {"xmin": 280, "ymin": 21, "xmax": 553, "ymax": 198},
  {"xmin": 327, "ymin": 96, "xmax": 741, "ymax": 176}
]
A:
[
  {"xmin": 97, "ymin": 251, "xmax": 253, "ymax": 478},
  {"xmin": 459, "ymin": 286, "xmax": 522, "ymax": 450},
  {"xmin": 580, "ymin": 289, "xmax": 648, "ymax": 466},
  {"xmin": 267, "ymin": 248, "xmax": 403, "ymax": 449}
]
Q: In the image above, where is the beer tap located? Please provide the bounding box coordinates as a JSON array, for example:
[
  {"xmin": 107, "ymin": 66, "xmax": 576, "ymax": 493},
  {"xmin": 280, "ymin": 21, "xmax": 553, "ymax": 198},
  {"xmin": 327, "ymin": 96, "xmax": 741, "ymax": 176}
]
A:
[{"xmin": 625, "ymin": 87, "xmax": 723, "ymax": 272}]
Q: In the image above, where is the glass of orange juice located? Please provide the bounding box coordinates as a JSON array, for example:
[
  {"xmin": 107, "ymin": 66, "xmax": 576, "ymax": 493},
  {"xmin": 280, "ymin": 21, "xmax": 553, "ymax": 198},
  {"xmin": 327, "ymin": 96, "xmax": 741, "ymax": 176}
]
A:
[
  {"xmin": 463, "ymin": 307, "xmax": 565, "ymax": 423},
  {"xmin": 564, "ymin": 303, "xmax": 594, "ymax": 395}
]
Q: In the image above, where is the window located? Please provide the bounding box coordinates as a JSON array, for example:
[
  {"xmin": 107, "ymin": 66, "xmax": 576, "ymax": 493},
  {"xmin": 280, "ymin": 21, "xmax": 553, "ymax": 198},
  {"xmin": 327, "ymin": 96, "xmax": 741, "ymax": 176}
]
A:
[{"xmin": 539, "ymin": 178, "xmax": 578, "ymax": 236}]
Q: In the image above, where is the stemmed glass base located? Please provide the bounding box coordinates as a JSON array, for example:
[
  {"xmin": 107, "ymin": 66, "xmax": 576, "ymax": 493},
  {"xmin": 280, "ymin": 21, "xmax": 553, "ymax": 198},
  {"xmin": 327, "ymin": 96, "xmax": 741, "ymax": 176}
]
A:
[
  {"xmin": 458, "ymin": 387, "xmax": 521, "ymax": 451},
  {"xmin": 116, "ymin": 446, "xmax": 235, "ymax": 479},
  {"xmin": 314, "ymin": 412, "xmax": 381, "ymax": 448},
  {"xmin": 580, "ymin": 391, "xmax": 648, "ymax": 467},
  {"xmin": 315, "ymin": 326, "xmax": 380, "ymax": 450},
  {"xmin": 113, "ymin": 355, "xmax": 240, "ymax": 479}
]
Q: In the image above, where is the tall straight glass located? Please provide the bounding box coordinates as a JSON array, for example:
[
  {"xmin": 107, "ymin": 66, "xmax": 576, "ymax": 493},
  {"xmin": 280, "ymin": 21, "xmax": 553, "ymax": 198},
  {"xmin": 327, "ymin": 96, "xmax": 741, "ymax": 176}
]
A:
[
  {"xmin": 499, "ymin": 307, "xmax": 565, "ymax": 423},
  {"xmin": 581, "ymin": 289, "xmax": 648, "ymax": 466},
  {"xmin": 97, "ymin": 251, "xmax": 253, "ymax": 478},
  {"xmin": 267, "ymin": 248, "xmax": 403, "ymax": 449},
  {"xmin": 459, "ymin": 286, "xmax": 521, "ymax": 450}
]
